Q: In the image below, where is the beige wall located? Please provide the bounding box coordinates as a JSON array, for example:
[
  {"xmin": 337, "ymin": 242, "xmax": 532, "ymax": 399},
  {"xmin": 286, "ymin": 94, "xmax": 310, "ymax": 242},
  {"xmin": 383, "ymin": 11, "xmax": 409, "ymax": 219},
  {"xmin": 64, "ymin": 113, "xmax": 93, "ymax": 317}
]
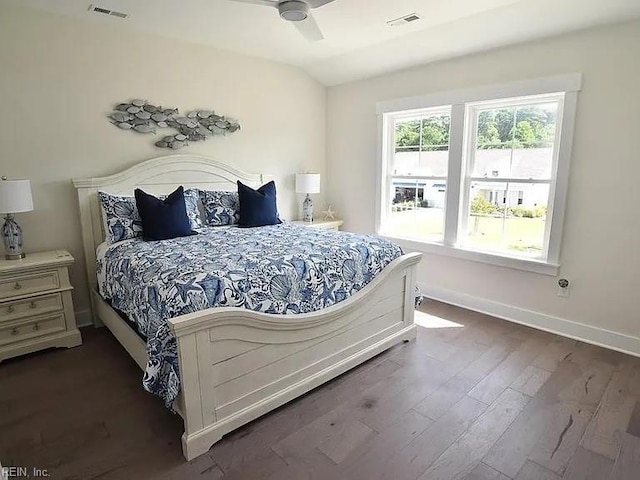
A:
[
  {"xmin": 2, "ymin": 4, "xmax": 638, "ymax": 348},
  {"xmin": 327, "ymin": 21, "xmax": 640, "ymax": 341},
  {"xmin": 0, "ymin": 5, "xmax": 326, "ymax": 320}
]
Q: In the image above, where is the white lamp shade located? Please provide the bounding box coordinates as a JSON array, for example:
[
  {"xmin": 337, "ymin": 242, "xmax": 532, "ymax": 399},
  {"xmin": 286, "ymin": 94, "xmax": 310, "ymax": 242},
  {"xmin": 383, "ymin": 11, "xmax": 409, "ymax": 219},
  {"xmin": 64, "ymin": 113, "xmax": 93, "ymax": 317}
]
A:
[
  {"xmin": 295, "ymin": 173, "xmax": 321, "ymax": 194},
  {"xmin": 0, "ymin": 179, "xmax": 34, "ymax": 214}
]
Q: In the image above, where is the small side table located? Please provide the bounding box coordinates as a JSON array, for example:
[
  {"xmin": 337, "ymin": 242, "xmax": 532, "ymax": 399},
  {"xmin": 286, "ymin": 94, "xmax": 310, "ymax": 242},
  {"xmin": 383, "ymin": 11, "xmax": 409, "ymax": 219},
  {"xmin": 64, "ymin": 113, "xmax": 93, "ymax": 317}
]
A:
[{"xmin": 0, "ymin": 250, "xmax": 82, "ymax": 362}]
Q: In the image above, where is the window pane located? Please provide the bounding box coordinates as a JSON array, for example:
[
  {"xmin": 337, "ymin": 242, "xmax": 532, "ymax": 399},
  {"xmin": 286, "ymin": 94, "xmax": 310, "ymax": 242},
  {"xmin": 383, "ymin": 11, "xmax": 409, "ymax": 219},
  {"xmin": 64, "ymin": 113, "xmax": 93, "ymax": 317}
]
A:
[
  {"xmin": 387, "ymin": 179, "xmax": 446, "ymax": 242},
  {"xmin": 393, "ymin": 113, "xmax": 450, "ymax": 176},
  {"xmin": 472, "ymin": 103, "xmax": 558, "ymax": 180},
  {"xmin": 463, "ymin": 181, "xmax": 549, "ymax": 257}
]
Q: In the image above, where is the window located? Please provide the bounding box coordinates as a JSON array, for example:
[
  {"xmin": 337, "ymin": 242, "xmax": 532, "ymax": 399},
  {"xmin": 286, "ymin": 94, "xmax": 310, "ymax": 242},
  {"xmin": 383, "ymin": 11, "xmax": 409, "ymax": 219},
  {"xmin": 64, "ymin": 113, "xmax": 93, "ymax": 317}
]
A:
[
  {"xmin": 461, "ymin": 97, "xmax": 559, "ymax": 257},
  {"xmin": 377, "ymin": 75, "xmax": 580, "ymax": 273},
  {"xmin": 388, "ymin": 108, "xmax": 451, "ymax": 242}
]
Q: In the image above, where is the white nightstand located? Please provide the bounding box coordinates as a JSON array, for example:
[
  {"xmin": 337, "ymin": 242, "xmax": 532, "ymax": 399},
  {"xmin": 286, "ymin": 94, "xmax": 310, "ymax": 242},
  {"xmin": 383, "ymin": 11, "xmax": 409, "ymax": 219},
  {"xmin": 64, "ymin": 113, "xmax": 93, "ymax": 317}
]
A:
[
  {"xmin": 0, "ymin": 250, "xmax": 82, "ymax": 362},
  {"xmin": 291, "ymin": 219, "xmax": 344, "ymax": 231}
]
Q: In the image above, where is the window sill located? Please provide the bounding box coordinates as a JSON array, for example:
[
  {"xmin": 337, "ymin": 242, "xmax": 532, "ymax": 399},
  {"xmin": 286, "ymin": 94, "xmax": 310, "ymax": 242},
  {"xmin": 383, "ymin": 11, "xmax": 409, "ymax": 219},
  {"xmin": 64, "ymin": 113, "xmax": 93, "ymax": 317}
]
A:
[{"xmin": 381, "ymin": 234, "xmax": 559, "ymax": 276}]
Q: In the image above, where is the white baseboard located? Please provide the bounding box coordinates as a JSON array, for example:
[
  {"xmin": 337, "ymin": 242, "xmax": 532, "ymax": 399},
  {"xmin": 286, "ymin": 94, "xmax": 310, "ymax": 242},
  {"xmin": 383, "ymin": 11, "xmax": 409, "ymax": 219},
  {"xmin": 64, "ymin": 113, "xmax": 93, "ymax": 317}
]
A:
[
  {"xmin": 419, "ymin": 282, "xmax": 640, "ymax": 358},
  {"xmin": 75, "ymin": 309, "xmax": 94, "ymax": 328}
]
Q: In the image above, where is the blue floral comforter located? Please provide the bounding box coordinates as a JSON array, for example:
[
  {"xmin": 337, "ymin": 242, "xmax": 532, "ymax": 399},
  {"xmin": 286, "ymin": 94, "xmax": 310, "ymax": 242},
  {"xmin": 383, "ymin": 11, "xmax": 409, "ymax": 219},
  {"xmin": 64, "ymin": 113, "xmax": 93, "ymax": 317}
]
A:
[{"xmin": 97, "ymin": 223, "xmax": 403, "ymax": 408}]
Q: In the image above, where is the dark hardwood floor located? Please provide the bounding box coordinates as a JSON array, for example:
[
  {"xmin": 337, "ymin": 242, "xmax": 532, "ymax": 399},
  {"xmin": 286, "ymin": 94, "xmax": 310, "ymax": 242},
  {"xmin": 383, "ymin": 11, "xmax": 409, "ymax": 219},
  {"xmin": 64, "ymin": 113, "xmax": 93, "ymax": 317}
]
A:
[{"xmin": 2, "ymin": 300, "xmax": 640, "ymax": 479}]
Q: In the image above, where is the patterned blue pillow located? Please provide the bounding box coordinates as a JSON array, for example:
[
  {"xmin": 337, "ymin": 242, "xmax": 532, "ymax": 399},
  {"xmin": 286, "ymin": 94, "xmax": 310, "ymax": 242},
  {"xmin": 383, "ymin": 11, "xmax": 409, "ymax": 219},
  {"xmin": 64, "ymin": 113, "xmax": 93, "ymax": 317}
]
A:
[
  {"xmin": 199, "ymin": 190, "xmax": 239, "ymax": 226},
  {"xmin": 183, "ymin": 188, "xmax": 204, "ymax": 230},
  {"xmin": 98, "ymin": 192, "xmax": 142, "ymax": 244},
  {"xmin": 99, "ymin": 189, "xmax": 202, "ymax": 243}
]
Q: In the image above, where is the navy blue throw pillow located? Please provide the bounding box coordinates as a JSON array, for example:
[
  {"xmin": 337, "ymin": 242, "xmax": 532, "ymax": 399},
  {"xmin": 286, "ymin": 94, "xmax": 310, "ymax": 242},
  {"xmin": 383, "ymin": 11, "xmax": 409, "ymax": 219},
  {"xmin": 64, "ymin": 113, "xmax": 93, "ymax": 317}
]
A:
[
  {"xmin": 134, "ymin": 186, "xmax": 193, "ymax": 241},
  {"xmin": 237, "ymin": 181, "xmax": 280, "ymax": 227}
]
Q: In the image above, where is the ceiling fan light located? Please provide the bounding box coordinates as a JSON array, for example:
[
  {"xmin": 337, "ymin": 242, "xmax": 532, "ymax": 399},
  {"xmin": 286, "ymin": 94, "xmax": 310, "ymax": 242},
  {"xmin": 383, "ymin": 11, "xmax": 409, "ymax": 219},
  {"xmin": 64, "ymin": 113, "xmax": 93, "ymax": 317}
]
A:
[{"xmin": 279, "ymin": 1, "xmax": 309, "ymax": 22}]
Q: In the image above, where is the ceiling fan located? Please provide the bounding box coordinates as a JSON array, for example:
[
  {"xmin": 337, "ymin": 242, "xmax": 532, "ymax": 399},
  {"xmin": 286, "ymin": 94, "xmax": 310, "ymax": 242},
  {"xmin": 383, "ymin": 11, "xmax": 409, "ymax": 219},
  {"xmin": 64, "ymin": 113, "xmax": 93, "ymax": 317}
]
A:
[{"xmin": 228, "ymin": 0, "xmax": 335, "ymax": 42}]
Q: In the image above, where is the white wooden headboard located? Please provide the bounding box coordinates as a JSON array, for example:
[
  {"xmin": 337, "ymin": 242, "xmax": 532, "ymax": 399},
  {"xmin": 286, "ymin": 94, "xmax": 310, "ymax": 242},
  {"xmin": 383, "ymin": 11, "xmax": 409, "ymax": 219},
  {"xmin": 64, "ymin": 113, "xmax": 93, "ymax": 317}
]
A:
[{"xmin": 72, "ymin": 154, "xmax": 267, "ymax": 295}]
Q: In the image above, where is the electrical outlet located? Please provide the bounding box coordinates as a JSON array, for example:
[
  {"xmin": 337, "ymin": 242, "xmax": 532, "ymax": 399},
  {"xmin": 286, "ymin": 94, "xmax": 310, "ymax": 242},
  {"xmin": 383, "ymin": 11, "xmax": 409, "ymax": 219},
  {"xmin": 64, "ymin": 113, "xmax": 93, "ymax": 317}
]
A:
[{"xmin": 557, "ymin": 278, "xmax": 570, "ymax": 298}]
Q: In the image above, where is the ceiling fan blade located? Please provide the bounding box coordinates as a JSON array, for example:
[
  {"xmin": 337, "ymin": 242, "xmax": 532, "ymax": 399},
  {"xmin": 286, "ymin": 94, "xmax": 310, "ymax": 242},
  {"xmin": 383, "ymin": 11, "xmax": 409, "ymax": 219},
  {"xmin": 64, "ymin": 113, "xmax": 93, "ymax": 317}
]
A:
[
  {"xmin": 306, "ymin": 0, "xmax": 335, "ymax": 8},
  {"xmin": 227, "ymin": 0, "xmax": 278, "ymax": 6},
  {"xmin": 293, "ymin": 13, "xmax": 324, "ymax": 42}
]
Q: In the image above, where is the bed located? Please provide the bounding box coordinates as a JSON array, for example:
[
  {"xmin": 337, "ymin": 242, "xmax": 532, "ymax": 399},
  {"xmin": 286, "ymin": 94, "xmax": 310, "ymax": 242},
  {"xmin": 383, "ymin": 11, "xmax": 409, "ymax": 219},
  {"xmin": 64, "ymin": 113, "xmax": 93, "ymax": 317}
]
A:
[{"xmin": 73, "ymin": 154, "xmax": 422, "ymax": 460}]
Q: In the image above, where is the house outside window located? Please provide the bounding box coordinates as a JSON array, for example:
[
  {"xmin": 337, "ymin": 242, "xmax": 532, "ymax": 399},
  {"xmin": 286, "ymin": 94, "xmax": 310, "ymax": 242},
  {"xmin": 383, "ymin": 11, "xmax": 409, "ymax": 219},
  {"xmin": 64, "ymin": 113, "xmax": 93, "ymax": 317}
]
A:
[
  {"xmin": 388, "ymin": 108, "xmax": 451, "ymax": 242},
  {"xmin": 376, "ymin": 75, "xmax": 581, "ymax": 275}
]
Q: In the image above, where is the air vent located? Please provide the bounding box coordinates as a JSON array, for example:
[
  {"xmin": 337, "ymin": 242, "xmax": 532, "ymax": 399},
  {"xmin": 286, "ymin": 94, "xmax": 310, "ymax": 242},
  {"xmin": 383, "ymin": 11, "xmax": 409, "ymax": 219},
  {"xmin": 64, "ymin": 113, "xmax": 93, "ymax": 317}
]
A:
[
  {"xmin": 88, "ymin": 4, "xmax": 129, "ymax": 19},
  {"xmin": 387, "ymin": 13, "xmax": 421, "ymax": 27}
]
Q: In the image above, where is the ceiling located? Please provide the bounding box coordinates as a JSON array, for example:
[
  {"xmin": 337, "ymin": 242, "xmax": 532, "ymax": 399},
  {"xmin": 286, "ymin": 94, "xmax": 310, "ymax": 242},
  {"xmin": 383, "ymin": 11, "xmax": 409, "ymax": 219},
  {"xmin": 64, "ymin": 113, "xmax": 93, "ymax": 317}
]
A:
[{"xmin": 3, "ymin": 0, "xmax": 640, "ymax": 85}]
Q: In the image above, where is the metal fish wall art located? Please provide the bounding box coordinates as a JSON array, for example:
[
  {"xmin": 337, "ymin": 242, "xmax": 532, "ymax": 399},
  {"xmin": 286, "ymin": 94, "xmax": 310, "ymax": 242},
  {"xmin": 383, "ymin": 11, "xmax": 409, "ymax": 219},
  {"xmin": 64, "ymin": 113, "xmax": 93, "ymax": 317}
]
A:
[{"xmin": 108, "ymin": 100, "xmax": 241, "ymax": 149}]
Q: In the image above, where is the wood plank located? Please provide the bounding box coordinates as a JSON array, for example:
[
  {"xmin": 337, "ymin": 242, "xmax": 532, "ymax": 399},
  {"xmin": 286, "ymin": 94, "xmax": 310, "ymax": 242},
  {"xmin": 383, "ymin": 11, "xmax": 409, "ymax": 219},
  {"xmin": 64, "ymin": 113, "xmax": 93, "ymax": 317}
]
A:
[
  {"xmin": 560, "ymin": 359, "xmax": 615, "ymax": 407},
  {"xmin": 417, "ymin": 388, "xmax": 530, "ymax": 480},
  {"xmin": 440, "ymin": 343, "xmax": 489, "ymax": 378},
  {"xmin": 395, "ymin": 324, "xmax": 488, "ymax": 379},
  {"xmin": 608, "ymin": 432, "xmax": 640, "ymax": 480},
  {"xmin": 626, "ymin": 400, "xmax": 640, "ymax": 437},
  {"xmin": 531, "ymin": 336, "xmax": 577, "ymax": 372},
  {"xmin": 460, "ymin": 462, "xmax": 510, "ymax": 480},
  {"xmin": 317, "ymin": 420, "xmax": 377, "ymax": 464},
  {"xmin": 458, "ymin": 340, "xmax": 520, "ymax": 383},
  {"xmin": 513, "ymin": 460, "xmax": 561, "ymax": 480},
  {"xmin": 568, "ymin": 342, "xmax": 626, "ymax": 369},
  {"xmin": 414, "ymin": 375, "xmax": 479, "ymax": 420},
  {"xmin": 415, "ymin": 312, "xmax": 470, "ymax": 344},
  {"xmin": 221, "ymin": 448, "xmax": 289, "ymax": 480},
  {"xmin": 374, "ymin": 396, "xmax": 488, "ymax": 480},
  {"xmin": 562, "ymin": 446, "xmax": 613, "ymax": 480},
  {"xmin": 441, "ymin": 316, "xmax": 505, "ymax": 349},
  {"xmin": 337, "ymin": 409, "xmax": 433, "ymax": 480},
  {"xmin": 483, "ymin": 357, "xmax": 613, "ymax": 477},
  {"xmin": 468, "ymin": 334, "xmax": 550, "ymax": 404},
  {"xmin": 272, "ymin": 356, "xmax": 445, "ymax": 464},
  {"xmin": 357, "ymin": 359, "xmax": 452, "ymax": 431},
  {"xmin": 527, "ymin": 401, "xmax": 595, "ymax": 475},
  {"xmin": 421, "ymin": 336, "xmax": 460, "ymax": 361},
  {"xmin": 580, "ymin": 362, "xmax": 639, "ymax": 459},
  {"xmin": 210, "ymin": 358, "xmax": 402, "ymax": 472},
  {"xmin": 272, "ymin": 408, "xmax": 359, "ymax": 464},
  {"xmin": 40, "ymin": 419, "xmax": 110, "ymax": 455},
  {"xmin": 264, "ymin": 449, "xmax": 335, "ymax": 480},
  {"xmin": 510, "ymin": 365, "xmax": 552, "ymax": 397}
]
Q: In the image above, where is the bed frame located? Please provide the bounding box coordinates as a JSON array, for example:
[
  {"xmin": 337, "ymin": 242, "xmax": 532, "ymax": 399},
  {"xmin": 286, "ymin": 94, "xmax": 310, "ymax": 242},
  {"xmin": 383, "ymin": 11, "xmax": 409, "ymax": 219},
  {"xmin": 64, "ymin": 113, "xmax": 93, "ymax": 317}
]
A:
[{"xmin": 73, "ymin": 154, "xmax": 422, "ymax": 460}]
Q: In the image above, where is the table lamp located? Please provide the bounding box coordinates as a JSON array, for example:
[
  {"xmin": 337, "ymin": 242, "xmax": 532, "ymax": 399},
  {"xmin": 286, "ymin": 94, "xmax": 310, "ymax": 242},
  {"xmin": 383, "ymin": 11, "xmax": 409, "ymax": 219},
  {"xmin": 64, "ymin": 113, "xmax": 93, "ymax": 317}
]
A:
[
  {"xmin": 295, "ymin": 173, "xmax": 320, "ymax": 222},
  {"xmin": 0, "ymin": 177, "xmax": 34, "ymax": 260}
]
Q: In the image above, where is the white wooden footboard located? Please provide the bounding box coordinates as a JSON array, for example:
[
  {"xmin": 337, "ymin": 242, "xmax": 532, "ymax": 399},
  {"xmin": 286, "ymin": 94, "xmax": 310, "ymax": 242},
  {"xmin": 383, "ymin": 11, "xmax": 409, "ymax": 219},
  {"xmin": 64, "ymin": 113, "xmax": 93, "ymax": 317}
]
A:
[{"xmin": 169, "ymin": 252, "xmax": 422, "ymax": 460}]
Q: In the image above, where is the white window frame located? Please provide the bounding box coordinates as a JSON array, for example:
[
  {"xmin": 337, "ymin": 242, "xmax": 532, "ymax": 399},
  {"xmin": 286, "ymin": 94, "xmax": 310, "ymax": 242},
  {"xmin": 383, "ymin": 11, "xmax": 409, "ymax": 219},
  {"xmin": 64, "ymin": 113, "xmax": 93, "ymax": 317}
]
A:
[{"xmin": 376, "ymin": 74, "xmax": 581, "ymax": 276}]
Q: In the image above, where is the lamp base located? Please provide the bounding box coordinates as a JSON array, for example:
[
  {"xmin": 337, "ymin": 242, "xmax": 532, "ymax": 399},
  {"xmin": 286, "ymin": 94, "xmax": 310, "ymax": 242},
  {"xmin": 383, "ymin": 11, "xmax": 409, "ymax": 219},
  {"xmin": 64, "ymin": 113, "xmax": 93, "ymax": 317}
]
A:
[
  {"xmin": 2, "ymin": 214, "xmax": 26, "ymax": 260},
  {"xmin": 302, "ymin": 194, "xmax": 314, "ymax": 222}
]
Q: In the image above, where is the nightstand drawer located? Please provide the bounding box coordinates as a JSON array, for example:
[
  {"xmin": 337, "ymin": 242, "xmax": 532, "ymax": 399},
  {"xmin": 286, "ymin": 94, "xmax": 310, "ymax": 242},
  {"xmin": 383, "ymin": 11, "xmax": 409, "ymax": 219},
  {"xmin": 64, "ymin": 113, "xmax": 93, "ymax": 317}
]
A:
[
  {"xmin": 0, "ymin": 312, "xmax": 66, "ymax": 346},
  {"xmin": 0, "ymin": 271, "xmax": 60, "ymax": 299},
  {"xmin": 0, "ymin": 293, "xmax": 63, "ymax": 322},
  {"xmin": 291, "ymin": 220, "xmax": 343, "ymax": 231}
]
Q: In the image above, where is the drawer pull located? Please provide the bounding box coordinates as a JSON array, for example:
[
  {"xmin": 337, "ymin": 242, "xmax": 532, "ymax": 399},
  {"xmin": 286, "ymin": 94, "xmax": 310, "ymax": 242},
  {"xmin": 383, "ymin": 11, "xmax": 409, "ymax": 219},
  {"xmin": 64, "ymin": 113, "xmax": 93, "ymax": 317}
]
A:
[
  {"xmin": 33, "ymin": 323, "xmax": 40, "ymax": 331},
  {"xmin": 14, "ymin": 282, "xmax": 22, "ymax": 290},
  {"xmin": 7, "ymin": 306, "xmax": 15, "ymax": 313},
  {"xmin": 11, "ymin": 327, "xmax": 19, "ymax": 336},
  {"xmin": 29, "ymin": 301, "xmax": 37, "ymax": 309}
]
